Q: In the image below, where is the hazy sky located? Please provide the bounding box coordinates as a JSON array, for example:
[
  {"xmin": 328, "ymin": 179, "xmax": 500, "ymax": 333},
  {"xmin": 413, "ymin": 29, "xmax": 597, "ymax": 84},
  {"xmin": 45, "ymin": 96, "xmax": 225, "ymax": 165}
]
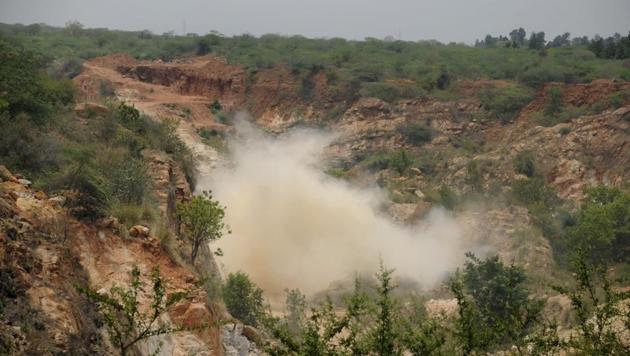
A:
[{"xmin": 1, "ymin": 0, "xmax": 628, "ymax": 43}]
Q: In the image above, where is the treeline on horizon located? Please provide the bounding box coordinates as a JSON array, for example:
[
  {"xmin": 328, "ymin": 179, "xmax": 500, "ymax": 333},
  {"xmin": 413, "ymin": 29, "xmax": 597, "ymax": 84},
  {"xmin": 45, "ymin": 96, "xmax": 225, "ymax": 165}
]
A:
[{"xmin": 1, "ymin": 22, "xmax": 629, "ymax": 100}]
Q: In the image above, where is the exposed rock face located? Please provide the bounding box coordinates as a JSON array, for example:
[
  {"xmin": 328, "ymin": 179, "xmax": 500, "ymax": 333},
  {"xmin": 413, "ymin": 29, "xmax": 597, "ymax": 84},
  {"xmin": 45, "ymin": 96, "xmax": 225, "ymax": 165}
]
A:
[
  {"xmin": 0, "ymin": 166, "xmax": 223, "ymax": 355},
  {"xmin": 118, "ymin": 57, "xmax": 247, "ymax": 106},
  {"xmin": 143, "ymin": 149, "xmax": 192, "ymax": 217},
  {"xmin": 221, "ymin": 323, "xmax": 262, "ymax": 356},
  {"xmin": 71, "ymin": 55, "xmax": 630, "ymax": 354}
]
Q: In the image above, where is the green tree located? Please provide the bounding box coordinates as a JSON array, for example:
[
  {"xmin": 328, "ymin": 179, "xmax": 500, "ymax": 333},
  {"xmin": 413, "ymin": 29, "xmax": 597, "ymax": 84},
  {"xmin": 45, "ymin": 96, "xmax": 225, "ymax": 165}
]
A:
[
  {"xmin": 509, "ymin": 28, "xmax": 527, "ymax": 48},
  {"xmin": 528, "ymin": 32, "xmax": 546, "ymax": 50},
  {"xmin": 553, "ymin": 251, "xmax": 630, "ymax": 355},
  {"xmin": 76, "ymin": 265, "xmax": 188, "ymax": 356},
  {"xmin": 176, "ymin": 190, "xmax": 228, "ymax": 264},
  {"xmin": 64, "ymin": 20, "xmax": 84, "ymax": 36},
  {"xmin": 223, "ymin": 272, "xmax": 265, "ymax": 326},
  {"xmin": 566, "ymin": 187, "xmax": 630, "ymax": 264},
  {"xmin": 373, "ymin": 262, "xmax": 400, "ymax": 355},
  {"xmin": 284, "ymin": 288, "xmax": 307, "ymax": 336},
  {"xmin": 450, "ymin": 253, "xmax": 544, "ymax": 354}
]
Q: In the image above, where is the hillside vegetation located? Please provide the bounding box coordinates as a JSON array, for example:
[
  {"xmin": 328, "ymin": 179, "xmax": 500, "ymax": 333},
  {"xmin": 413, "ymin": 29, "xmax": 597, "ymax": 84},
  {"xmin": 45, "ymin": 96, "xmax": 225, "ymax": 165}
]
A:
[{"xmin": 1, "ymin": 22, "xmax": 629, "ymax": 355}]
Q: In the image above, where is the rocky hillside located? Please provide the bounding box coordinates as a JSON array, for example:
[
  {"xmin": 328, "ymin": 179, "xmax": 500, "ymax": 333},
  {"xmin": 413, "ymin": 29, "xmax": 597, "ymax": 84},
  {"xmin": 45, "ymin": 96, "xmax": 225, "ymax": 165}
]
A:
[
  {"xmin": 73, "ymin": 54, "xmax": 630, "ymax": 281},
  {"xmin": 0, "ymin": 161, "xmax": 228, "ymax": 354}
]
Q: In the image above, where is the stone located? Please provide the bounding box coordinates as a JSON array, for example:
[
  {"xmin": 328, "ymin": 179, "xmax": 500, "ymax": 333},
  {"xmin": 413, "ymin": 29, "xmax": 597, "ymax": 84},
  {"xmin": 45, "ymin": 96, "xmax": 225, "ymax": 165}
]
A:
[
  {"xmin": 128, "ymin": 225, "xmax": 150, "ymax": 238},
  {"xmin": 0, "ymin": 165, "xmax": 17, "ymax": 182},
  {"xmin": 413, "ymin": 189, "xmax": 425, "ymax": 199},
  {"xmin": 241, "ymin": 325, "xmax": 261, "ymax": 345},
  {"xmin": 97, "ymin": 216, "xmax": 120, "ymax": 230},
  {"xmin": 33, "ymin": 191, "xmax": 48, "ymax": 200},
  {"xmin": 48, "ymin": 196, "xmax": 66, "ymax": 206},
  {"xmin": 409, "ymin": 167, "xmax": 422, "ymax": 176},
  {"xmin": 17, "ymin": 179, "xmax": 32, "ymax": 187},
  {"xmin": 181, "ymin": 303, "xmax": 211, "ymax": 329}
]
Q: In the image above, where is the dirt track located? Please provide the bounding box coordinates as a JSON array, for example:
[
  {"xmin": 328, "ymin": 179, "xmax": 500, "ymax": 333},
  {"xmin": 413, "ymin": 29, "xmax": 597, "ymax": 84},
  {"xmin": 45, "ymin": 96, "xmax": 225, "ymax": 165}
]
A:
[{"xmin": 76, "ymin": 59, "xmax": 226, "ymax": 185}]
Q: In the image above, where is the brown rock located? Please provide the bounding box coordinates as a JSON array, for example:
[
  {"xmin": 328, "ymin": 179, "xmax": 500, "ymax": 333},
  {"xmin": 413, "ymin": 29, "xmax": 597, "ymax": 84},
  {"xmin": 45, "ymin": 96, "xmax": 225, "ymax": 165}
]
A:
[
  {"xmin": 0, "ymin": 165, "xmax": 17, "ymax": 182},
  {"xmin": 182, "ymin": 303, "xmax": 211, "ymax": 329},
  {"xmin": 33, "ymin": 191, "xmax": 48, "ymax": 200},
  {"xmin": 128, "ymin": 225, "xmax": 150, "ymax": 238},
  {"xmin": 97, "ymin": 217, "xmax": 120, "ymax": 230},
  {"xmin": 241, "ymin": 325, "xmax": 261, "ymax": 345}
]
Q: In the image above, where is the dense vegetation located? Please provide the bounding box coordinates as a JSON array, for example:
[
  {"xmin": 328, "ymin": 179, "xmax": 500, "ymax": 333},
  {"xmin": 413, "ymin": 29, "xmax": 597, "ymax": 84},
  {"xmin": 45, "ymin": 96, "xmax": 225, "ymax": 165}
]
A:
[
  {"xmin": 0, "ymin": 38, "xmax": 194, "ymax": 228},
  {"xmin": 221, "ymin": 251, "xmax": 629, "ymax": 355},
  {"xmin": 2, "ymin": 23, "xmax": 629, "ymax": 104},
  {"xmin": 1, "ymin": 20, "xmax": 629, "ymax": 354}
]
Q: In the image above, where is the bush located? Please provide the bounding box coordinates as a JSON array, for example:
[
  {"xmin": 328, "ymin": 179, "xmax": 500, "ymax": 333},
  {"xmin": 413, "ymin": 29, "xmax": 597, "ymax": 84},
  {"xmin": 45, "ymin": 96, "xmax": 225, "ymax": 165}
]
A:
[
  {"xmin": 223, "ymin": 272, "xmax": 265, "ymax": 326},
  {"xmin": 566, "ymin": 187, "xmax": 630, "ymax": 264},
  {"xmin": 397, "ymin": 121, "xmax": 433, "ymax": 146},
  {"xmin": 389, "ymin": 149, "xmax": 412, "ymax": 175},
  {"xmin": 76, "ymin": 265, "xmax": 189, "ymax": 355},
  {"xmin": 513, "ymin": 150, "xmax": 537, "ymax": 177},
  {"xmin": 544, "ymin": 86, "xmax": 564, "ymax": 117},
  {"xmin": 450, "ymin": 253, "xmax": 543, "ymax": 354},
  {"xmin": 511, "ymin": 177, "xmax": 557, "ymax": 207},
  {"xmin": 359, "ymin": 81, "xmax": 423, "ymax": 103},
  {"xmin": 106, "ymin": 153, "xmax": 151, "ymax": 205},
  {"xmin": 209, "ymin": 100, "xmax": 222, "ymax": 113},
  {"xmin": 511, "ymin": 177, "xmax": 562, "ymax": 237},
  {"xmin": 465, "ymin": 160, "xmax": 484, "ymax": 193},
  {"xmin": 176, "ymin": 191, "xmax": 228, "ymax": 264},
  {"xmin": 477, "ymin": 85, "xmax": 534, "ymax": 123},
  {"xmin": 519, "ymin": 64, "xmax": 573, "ymax": 88}
]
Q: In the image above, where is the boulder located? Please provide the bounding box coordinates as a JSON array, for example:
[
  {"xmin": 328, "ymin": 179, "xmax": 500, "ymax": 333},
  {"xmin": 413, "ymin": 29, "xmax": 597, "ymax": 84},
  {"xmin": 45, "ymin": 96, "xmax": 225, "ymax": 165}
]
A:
[
  {"xmin": 181, "ymin": 303, "xmax": 211, "ymax": 329},
  {"xmin": 0, "ymin": 165, "xmax": 17, "ymax": 182},
  {"xmin": 128, "ymin": 225, "xmax": 150, "ymax": 238},
  {"xmin": 96, "ymin": 216, "xmax": 120, "ymax": 230},
  {"xmin": 17, "ymin": 179, "xmax": 31, "ymax": 187},
  {"xmin": 33, "ymin": 191, "xmax": 48, "ymax": 200},
  {"xmin": 241, "ymin": 325, "xmax": 261, "ymax": 345},
  {"xmin": 48, "ymin": 196, "xmax": 66, "ymax": 207}
]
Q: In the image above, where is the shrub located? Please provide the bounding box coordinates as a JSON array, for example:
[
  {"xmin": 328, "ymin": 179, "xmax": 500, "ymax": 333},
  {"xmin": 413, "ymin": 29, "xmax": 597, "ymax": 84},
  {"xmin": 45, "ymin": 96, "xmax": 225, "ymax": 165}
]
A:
[
  {"xmin": 511, "ymin": 177, "xmax": 557, "ymax": 207},
  {"xmin": 450, "ymin": 253, "xmax": 544, "ymax": 354},
  {"xmin": 513, "ymin": 150, "xmax": 537, "ymax": 177},
  {"xmin": 389, "ymin": 149, "xmax": 412, "ymax": 175},
  {"xmin": 76, "ymin": 265, "xmax": 189, "ymax": 355},
  {"xmin": 511, "ymin": 177, "xmax": 562, "ymax": 237},
  {"xmin": 438, "ymin": 185, "xmax": 458, "ymax": 210},
  {"xmin": 566, "ymin": 187, "xmax": 630, "ymax": 264},
  {"xmin": 397, "ymin": 121, "xmax": 433, "ymax": 146},
  {"xmin": 209, "ymin": 100, "xmax": 222, "ymax": 113},
  {"xmin": 519, "ymin": 64, "xmax": 571, "ymax": 88},
  {"xmin": 176, "ymin": 191, "xmax": 228, "ymax": 264},
  {"xmin": 359, "ymin": 81, "xmax": 423, "ymax": 103},
  {"xmin": 477, "ymin": 85, "xmax": 534, "ymax": 123},
  {"xmin": 544, "ymin": 86, "xmax": 565, "ymax": 117},
  {"xmin": 545, "ymin": 252, "xmax": 630, "ymax": 354},
  {"xmin": 223, "ymin": 272, "xmax": 265, "ymax": 326},
  {"xmin": 107, "ymin": 154, "xmax": 150, "ymax": 205},
  {"xmin": 465, "ymin": 160, "xmax": 484, "ymax": 193}
]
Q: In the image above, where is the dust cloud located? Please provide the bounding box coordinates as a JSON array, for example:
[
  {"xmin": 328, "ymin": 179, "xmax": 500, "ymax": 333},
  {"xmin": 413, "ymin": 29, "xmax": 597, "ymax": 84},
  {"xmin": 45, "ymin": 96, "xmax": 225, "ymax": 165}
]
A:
[{"xmin": 197, "ymin": 117, "xmax": 466, "ymax": 298}]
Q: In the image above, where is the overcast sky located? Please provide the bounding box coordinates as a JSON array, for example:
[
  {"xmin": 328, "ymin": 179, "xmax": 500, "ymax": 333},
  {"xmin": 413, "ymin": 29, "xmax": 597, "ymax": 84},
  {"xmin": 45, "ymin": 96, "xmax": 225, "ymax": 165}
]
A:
[{"xmin": 1, "ymin": 0, "xmax": 628, "ymax": 43}]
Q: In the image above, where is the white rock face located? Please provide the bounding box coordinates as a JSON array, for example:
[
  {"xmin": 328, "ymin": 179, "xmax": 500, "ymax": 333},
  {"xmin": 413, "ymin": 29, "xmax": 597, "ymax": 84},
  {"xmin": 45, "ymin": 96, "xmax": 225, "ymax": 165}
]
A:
[{"xmin": 221, "ymin": 323, "xmax": 262, "ymax": 356}]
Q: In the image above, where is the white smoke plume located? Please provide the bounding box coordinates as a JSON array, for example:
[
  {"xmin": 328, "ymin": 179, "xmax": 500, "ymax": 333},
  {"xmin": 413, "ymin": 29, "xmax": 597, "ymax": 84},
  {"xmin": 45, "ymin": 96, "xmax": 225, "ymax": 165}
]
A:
[{"xmin": 197, "ymin": 117, "xmax": 466, "ymax": 298}]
